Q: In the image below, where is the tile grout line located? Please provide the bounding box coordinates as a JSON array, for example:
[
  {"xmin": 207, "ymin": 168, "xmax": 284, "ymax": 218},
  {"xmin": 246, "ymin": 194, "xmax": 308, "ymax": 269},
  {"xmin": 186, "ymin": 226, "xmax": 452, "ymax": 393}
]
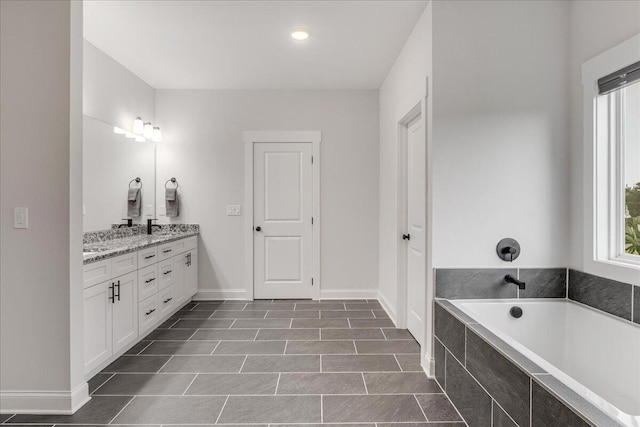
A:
[
  {"xmin": 238, "ymin": 355, "xmax": 249, "ymax": 373},
  {"xmin": 156, "ymin": 355, "xmax": 174, "ymax": 373},
  {"xmin": 90, "ymin": 372, "xmax": 116, "ymax": 395},
  {"xmin": 137, "ymin": 340, "xmax": 155, "ymax": 355},
  {"xmin": 392, "ymin": 354, "xmax": 403, "ymax": 372},
  {"xmin": 209, "ymin": 340, "xmax": 222, "ymax": 355},
  {"xmin": 413, "ymin": 393, "xmax": 430, "ymax": 422},
  {"xmin": 275, "ymin": 372, "xmax": 281, "ymax": 395},
  {"xmin": 320, "ymin": 394, "xmax": 324, "ymax": 423},
  {"xmin": 106, "ymin": 395, "xmax": 136, "ymax": 424},
  {"xmin": 182, "ymin": 373, "xmax": 199, "ymax": 395},
  {"xmin": 214, "ymin": 395, "xmax": 230, "ymax": 424},
  {"xmin": 361, "ymin": 372, "xmax": 369, "ymax": 395}
]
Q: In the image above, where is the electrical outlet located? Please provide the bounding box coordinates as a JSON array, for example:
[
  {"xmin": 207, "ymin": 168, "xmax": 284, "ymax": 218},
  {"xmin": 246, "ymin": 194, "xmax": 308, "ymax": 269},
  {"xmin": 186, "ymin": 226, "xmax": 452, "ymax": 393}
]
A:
[
  {"xmin": 14, "ymin": 207, "xmax": 28, "ymax": 229},
  {"xmin": 145, "ymin": 205, "xmax": 153, "ymax": 216},
  {"xmin": 226, "ymin": 205, "xmax": 242, "ymax": 216},
  {"xmin": 158, "ymin": 205, "xmax": 166, "ymax": 216}
]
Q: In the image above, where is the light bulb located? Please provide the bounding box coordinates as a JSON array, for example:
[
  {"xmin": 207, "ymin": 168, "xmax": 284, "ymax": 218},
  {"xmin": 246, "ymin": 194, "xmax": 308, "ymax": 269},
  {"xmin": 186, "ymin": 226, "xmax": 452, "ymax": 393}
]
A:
[
  {"xmin": 125, "ymin": 132, "xmax": 136, "ymax": 139},
  {"xmin": 113, "ymin": 127, "xmax": 126, "ymax": 134},
  {"xmin": 143, "ymin": 122, "xmax": 154, "ymax": 138},
  {"xmin": 133, "ymin": 116, "xmax": 144, "ymax": 134},
  {"xmin": 152, "ymin": 127, "xmax": 162, "ymax": 142},
  {"xmin": 291, "ymin": 30, "xmax": 309, "ymax": 41},
  {"xmin": 135, "ymin": 135, "xmax": 145, "ymax": 142}
]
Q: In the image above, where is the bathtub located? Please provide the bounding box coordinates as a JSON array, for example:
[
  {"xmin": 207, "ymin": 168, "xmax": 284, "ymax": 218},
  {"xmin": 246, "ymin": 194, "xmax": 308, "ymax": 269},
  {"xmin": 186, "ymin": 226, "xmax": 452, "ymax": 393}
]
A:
[{"xmin": 449, "ymin": 299, "xmax": 640, "ymax": 427}]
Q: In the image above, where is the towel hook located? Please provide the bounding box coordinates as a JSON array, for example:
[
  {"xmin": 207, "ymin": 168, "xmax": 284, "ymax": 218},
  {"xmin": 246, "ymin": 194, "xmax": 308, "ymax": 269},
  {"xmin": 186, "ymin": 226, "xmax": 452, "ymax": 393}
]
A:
[
  {"xmin": 129, "ymin": 177, "xmax": 142, "ymax": 189},
  {"xmin": 165, "ymin": 177, "xmax": 178, "ymax": 189}
]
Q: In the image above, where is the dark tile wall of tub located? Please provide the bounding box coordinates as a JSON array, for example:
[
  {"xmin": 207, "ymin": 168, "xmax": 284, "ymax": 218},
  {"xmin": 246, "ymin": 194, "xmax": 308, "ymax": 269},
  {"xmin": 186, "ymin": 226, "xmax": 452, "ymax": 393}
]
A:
[
  {"xmin": 531, "ymin": 381, "xmax": 589, "ymax": 427},
  {"xmin": 435, "ymin": 269, "xmax": 517, "ymax": 299},
  {"xmin": 465, "ymin": 331, "xmax": 530, "ymax": 427},
  {"xmin": 518, "ymin": 268, "xmax": 566, "ymax": 298},
  {"xmin": 433, "ymin": 300, "xmax": 612, "ymax": 427},
  {"xmin": 634, "ymin": 286, "xmax": 640, "ymax": 325},
  {"xmin": 568, "ymin": 269, "xmax": 633, "ymax": 321}
]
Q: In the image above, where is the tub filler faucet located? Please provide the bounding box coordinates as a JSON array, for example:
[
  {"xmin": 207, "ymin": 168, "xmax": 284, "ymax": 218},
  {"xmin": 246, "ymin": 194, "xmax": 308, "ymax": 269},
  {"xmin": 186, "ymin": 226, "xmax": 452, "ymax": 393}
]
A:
[{"xmin": 505, "ymin": 274, "xmax": 526, "ymax": 290}]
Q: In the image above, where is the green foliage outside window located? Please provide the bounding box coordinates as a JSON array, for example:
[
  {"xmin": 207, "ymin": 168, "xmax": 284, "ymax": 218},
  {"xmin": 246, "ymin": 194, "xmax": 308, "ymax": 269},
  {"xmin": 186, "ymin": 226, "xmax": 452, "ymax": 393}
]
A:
[{"xmin": 625, "ymin": 182, "xmax": 640, "ymax": 255}]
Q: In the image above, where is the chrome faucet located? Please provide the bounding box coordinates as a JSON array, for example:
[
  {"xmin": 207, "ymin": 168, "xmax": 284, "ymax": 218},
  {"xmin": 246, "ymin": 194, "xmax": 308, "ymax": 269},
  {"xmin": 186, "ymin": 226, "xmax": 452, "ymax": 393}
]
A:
[{"xmin": 504, "ymin": 274, "xmax": 526, "ymax": 290}]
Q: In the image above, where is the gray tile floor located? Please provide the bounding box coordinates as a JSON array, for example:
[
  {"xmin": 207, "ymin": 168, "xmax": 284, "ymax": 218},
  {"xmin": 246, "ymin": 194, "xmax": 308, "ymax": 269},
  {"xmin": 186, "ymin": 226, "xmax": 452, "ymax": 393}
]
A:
[{"xmin": 2, "ymin": 300, "xmax": 466, "ymax": 427}]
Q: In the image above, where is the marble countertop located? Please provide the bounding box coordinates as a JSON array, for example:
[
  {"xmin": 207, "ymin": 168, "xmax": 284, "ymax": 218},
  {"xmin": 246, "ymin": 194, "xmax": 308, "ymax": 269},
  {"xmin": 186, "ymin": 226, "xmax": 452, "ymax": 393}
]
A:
[{"xmin": 83, "ymin": 230, "xmax": 198, "ymax": 265}]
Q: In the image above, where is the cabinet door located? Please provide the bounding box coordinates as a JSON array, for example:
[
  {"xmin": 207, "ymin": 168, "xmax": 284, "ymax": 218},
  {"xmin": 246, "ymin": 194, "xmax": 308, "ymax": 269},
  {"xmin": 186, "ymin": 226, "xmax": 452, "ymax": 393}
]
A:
[
  {"xmin": 185, "ymin": 249, "xmax": 198, "ymax": 299},
  {"xmin": 173, "ymin": 253, "xmax": 186, "ymax": 307},
  {"xmin": 84, "ymin": 281, "xmax": 113, "ymax": 374},
  {"xmin": 112, "ymin": 272, "xmax": 139, "ymax": 354}
]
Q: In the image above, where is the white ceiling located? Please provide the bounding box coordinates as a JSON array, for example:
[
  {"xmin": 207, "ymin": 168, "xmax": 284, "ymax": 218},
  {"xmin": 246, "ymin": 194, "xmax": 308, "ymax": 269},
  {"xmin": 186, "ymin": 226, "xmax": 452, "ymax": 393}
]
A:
[{"xmin": 83, "ymin": 0, "xmax": 427, "ymax": 90}]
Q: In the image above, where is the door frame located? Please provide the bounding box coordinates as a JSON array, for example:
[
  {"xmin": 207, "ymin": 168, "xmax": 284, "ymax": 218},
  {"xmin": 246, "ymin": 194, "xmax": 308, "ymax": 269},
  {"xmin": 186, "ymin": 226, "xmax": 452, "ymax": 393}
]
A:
[
  {"xmin": 396, "ymin": 103, "xmax": 423, "ymax": 330},
  {"xmin": 243, "ymin": 131, "xmax": 322, "ymax": 301}
]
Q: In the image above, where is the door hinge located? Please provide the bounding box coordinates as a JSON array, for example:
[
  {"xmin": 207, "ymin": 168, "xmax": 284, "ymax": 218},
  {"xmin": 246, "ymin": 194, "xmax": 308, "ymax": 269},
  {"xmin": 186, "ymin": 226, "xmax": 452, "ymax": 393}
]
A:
[
  {"xmin": 311, "ymin": 278, "xmax": 314, "ymax": 286},
  {"xmin": 311, "ymin": 156, "xmax": 314, "ymax": 164},
  {"xmin": 311, "ymin": 217, "xmax": 314, "ymax": 225}
]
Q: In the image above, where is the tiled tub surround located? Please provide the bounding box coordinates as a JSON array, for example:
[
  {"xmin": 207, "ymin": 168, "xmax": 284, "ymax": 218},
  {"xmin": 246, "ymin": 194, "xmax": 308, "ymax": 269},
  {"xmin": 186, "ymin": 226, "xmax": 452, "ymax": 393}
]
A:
[
  {"xmin": 83, "ymin": 224, "xmax": 199, "ymax": 264},
  {"xmin": 435, "ymin": 268, "xmax": 639, "ymax": 324},
  {"xmin": 435, "ymin": 299, "xmax": 639, "ymax": 426},
  {"xmin": 2, "ymin": 300, "xmax": 467, "ymax": 426}
]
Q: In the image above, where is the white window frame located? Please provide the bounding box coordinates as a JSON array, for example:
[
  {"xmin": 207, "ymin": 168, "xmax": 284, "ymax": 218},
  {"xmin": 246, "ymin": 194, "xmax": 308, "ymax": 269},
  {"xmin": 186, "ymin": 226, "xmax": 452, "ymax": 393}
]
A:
[{"xmin": 582, "ymin": 34, "xmax": 640, "ymax": 285}]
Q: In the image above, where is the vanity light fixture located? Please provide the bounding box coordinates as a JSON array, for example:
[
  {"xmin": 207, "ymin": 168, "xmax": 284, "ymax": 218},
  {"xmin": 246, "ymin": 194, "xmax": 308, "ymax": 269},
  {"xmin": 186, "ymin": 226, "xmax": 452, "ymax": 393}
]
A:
[
  {"xmin": 135, "ymin": 135, "xmax": 145, "ymax": 143},
  {"xmin": 152, "ymin": 127, "xmax": 162, "ymax": 142},
  {"xmin": 291, "ymin": 29, "xmax": 309, "ymax": 41},
  {"xmin": 113, "ymin": 126, "xmax": 126, "ymax": 134},
  {"xmin": 133, "ymin": 116, "xmax": 144, "ymax": 134},
  {"xmin": 143, "ymin": 122, "xmax": 154, "ymax": 139},
  {"xmin": 125, "ymin": 131, "xmax": 136, "ymax": 139}
]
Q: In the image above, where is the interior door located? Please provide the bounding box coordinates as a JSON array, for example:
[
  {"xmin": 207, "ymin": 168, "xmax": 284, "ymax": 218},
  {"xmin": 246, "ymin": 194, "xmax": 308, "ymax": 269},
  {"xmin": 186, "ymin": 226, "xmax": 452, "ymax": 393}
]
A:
[
  {"xmin": 254, "ymin": 142, "xmax": 313, "ymax": 299},
  {"xmin": 406, "ymin": 114, "xmax": 425, "ymax": 346}
]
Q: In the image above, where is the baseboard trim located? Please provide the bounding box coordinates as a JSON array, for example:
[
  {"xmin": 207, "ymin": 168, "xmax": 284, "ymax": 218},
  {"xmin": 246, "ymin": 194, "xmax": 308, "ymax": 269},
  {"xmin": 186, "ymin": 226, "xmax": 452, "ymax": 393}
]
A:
[
  {"xmin": 319, "ymin": 289, "xmax": 378, "ymax": 300},
  {"xmin": 194, "ymin": 289, "xmax": 247, "ymax": 300},
  {"xmin": 376, "ymin": 290, "xmax": 398, "ymax": 327},
  {"xmin": 422, "ymin": 351, "xmax": 435, "ymax": 378},
  {"xmin": 0, "ymin": 382, "xmax": 90, "ymax": 415}
]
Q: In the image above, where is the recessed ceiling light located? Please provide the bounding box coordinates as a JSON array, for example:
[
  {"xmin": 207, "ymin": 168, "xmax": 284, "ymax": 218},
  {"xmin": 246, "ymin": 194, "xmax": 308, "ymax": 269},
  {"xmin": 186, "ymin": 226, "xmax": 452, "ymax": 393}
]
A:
[{"xmin": 291, "ymin": 30, "xmax": 309, "ymax": 41}]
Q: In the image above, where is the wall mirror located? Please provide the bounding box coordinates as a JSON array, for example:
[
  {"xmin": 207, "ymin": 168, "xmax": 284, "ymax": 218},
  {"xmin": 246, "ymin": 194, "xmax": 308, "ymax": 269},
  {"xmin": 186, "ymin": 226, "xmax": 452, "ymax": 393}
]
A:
[{"xmin": 83, "ymin": 115, "xmax": 156, "ymax": 232}]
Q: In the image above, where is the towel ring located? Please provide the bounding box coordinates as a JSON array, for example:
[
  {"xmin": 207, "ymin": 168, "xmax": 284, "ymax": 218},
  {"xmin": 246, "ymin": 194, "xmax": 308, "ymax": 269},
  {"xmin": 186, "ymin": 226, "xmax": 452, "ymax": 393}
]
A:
[
  {"xmin": 165, "ymin": 177, "xmax": 179, "ymax": 189},
  {"xmin": 129, "ymin": 177, "xmax": 142, "ymax": 189}
]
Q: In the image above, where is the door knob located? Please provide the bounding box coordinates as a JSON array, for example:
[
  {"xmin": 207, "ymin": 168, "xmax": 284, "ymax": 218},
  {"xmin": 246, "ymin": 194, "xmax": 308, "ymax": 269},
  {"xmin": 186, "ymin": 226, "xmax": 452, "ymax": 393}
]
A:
[
  {"xmin": 402, "ymin": 234, "xmax": 410, "ymax": 240},
  {"xmin": 255, "ymin": 226, "xmax": 262, "ymax": 232}
]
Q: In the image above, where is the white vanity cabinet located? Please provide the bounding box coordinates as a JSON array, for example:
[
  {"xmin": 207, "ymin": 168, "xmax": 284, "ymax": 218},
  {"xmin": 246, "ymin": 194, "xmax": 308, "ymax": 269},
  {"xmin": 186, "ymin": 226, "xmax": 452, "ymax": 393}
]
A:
[{"xmin": 83, "ymin": 235, "xmax": 198, "ymax": 377}]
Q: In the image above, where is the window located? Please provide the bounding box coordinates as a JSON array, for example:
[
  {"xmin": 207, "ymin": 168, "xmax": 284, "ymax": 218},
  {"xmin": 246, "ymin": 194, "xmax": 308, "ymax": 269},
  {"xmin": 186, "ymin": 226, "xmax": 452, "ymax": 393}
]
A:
[
  {"xmin": 621, "ymin": 82, "xmax": 640, "ymax": 257},
  {"xmin": 592, "ymin": 59, "xmax": 640, "ymax": 267}
]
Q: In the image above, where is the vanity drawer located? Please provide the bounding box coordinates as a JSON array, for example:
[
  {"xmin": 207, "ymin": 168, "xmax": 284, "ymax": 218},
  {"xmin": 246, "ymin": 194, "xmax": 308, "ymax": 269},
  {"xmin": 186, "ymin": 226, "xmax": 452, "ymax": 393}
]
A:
[
  {"xmin": 157, "ymin": 259, "xmax": 174, "ymax": 290},
  {"xmin": 83, "ymin": 259, "xmax": 111, "ymax": 289},
  {"xmin": 173, "ymin": 236, "xmax": 197, "ymax": 254},
  {"xmin": 157, "ymin": 286, "xmax": 175, "ymax": 318},
  {"xmin": 138, "ymin": 247, "xmax": 158, "ymax": 267},
  {"xmin": 138, "ymin": 264, "xmax": 158, "ymax": 302},
  {"xmin": 111, "ymin": 252, "xmax": 137, "ymax": 278},
  {"xmin": 139, "ymin": 297, "xmax": 159, "ymax": 335},
  {"xmin": 158, "ymin": 242, "xmax": 175, "ymax": 261}
]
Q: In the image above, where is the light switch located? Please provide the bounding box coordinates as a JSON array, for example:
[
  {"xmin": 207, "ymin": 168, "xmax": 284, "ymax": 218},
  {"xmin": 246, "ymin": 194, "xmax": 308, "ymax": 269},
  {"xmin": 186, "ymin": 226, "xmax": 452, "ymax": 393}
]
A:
[
  {"xmin": 158, "ymin": 204, "xmax": 166, "ymax": 216},
  {"xmin": 226, "ymin": 205, "xmax": 241, "ymax": 216},
  {"xmin": 145, "ymin": 205, "xmax": 153, "ymax": 216},
  {"xmin": 14, "ymin": 207, "xmax": 28, "ymax": 229}
]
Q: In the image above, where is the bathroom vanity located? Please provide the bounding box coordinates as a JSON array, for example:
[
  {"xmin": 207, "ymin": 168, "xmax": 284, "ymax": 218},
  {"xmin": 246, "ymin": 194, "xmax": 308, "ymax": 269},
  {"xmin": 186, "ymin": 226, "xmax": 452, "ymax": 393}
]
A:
[{"xmin": 82, "ymin": 228, "xmax": 198, "ymax": 377}]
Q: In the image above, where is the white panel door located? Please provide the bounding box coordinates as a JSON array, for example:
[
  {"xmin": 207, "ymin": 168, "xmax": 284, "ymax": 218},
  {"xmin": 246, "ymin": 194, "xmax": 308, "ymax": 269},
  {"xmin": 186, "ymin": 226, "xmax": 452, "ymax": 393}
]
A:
[
  {"xmin": 406, "ymin": 115, "xmax": 425, "ymax": 346},
  {"xmin": 254, "ymin": 142, "xmax": 313, "ymax": 299}
]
